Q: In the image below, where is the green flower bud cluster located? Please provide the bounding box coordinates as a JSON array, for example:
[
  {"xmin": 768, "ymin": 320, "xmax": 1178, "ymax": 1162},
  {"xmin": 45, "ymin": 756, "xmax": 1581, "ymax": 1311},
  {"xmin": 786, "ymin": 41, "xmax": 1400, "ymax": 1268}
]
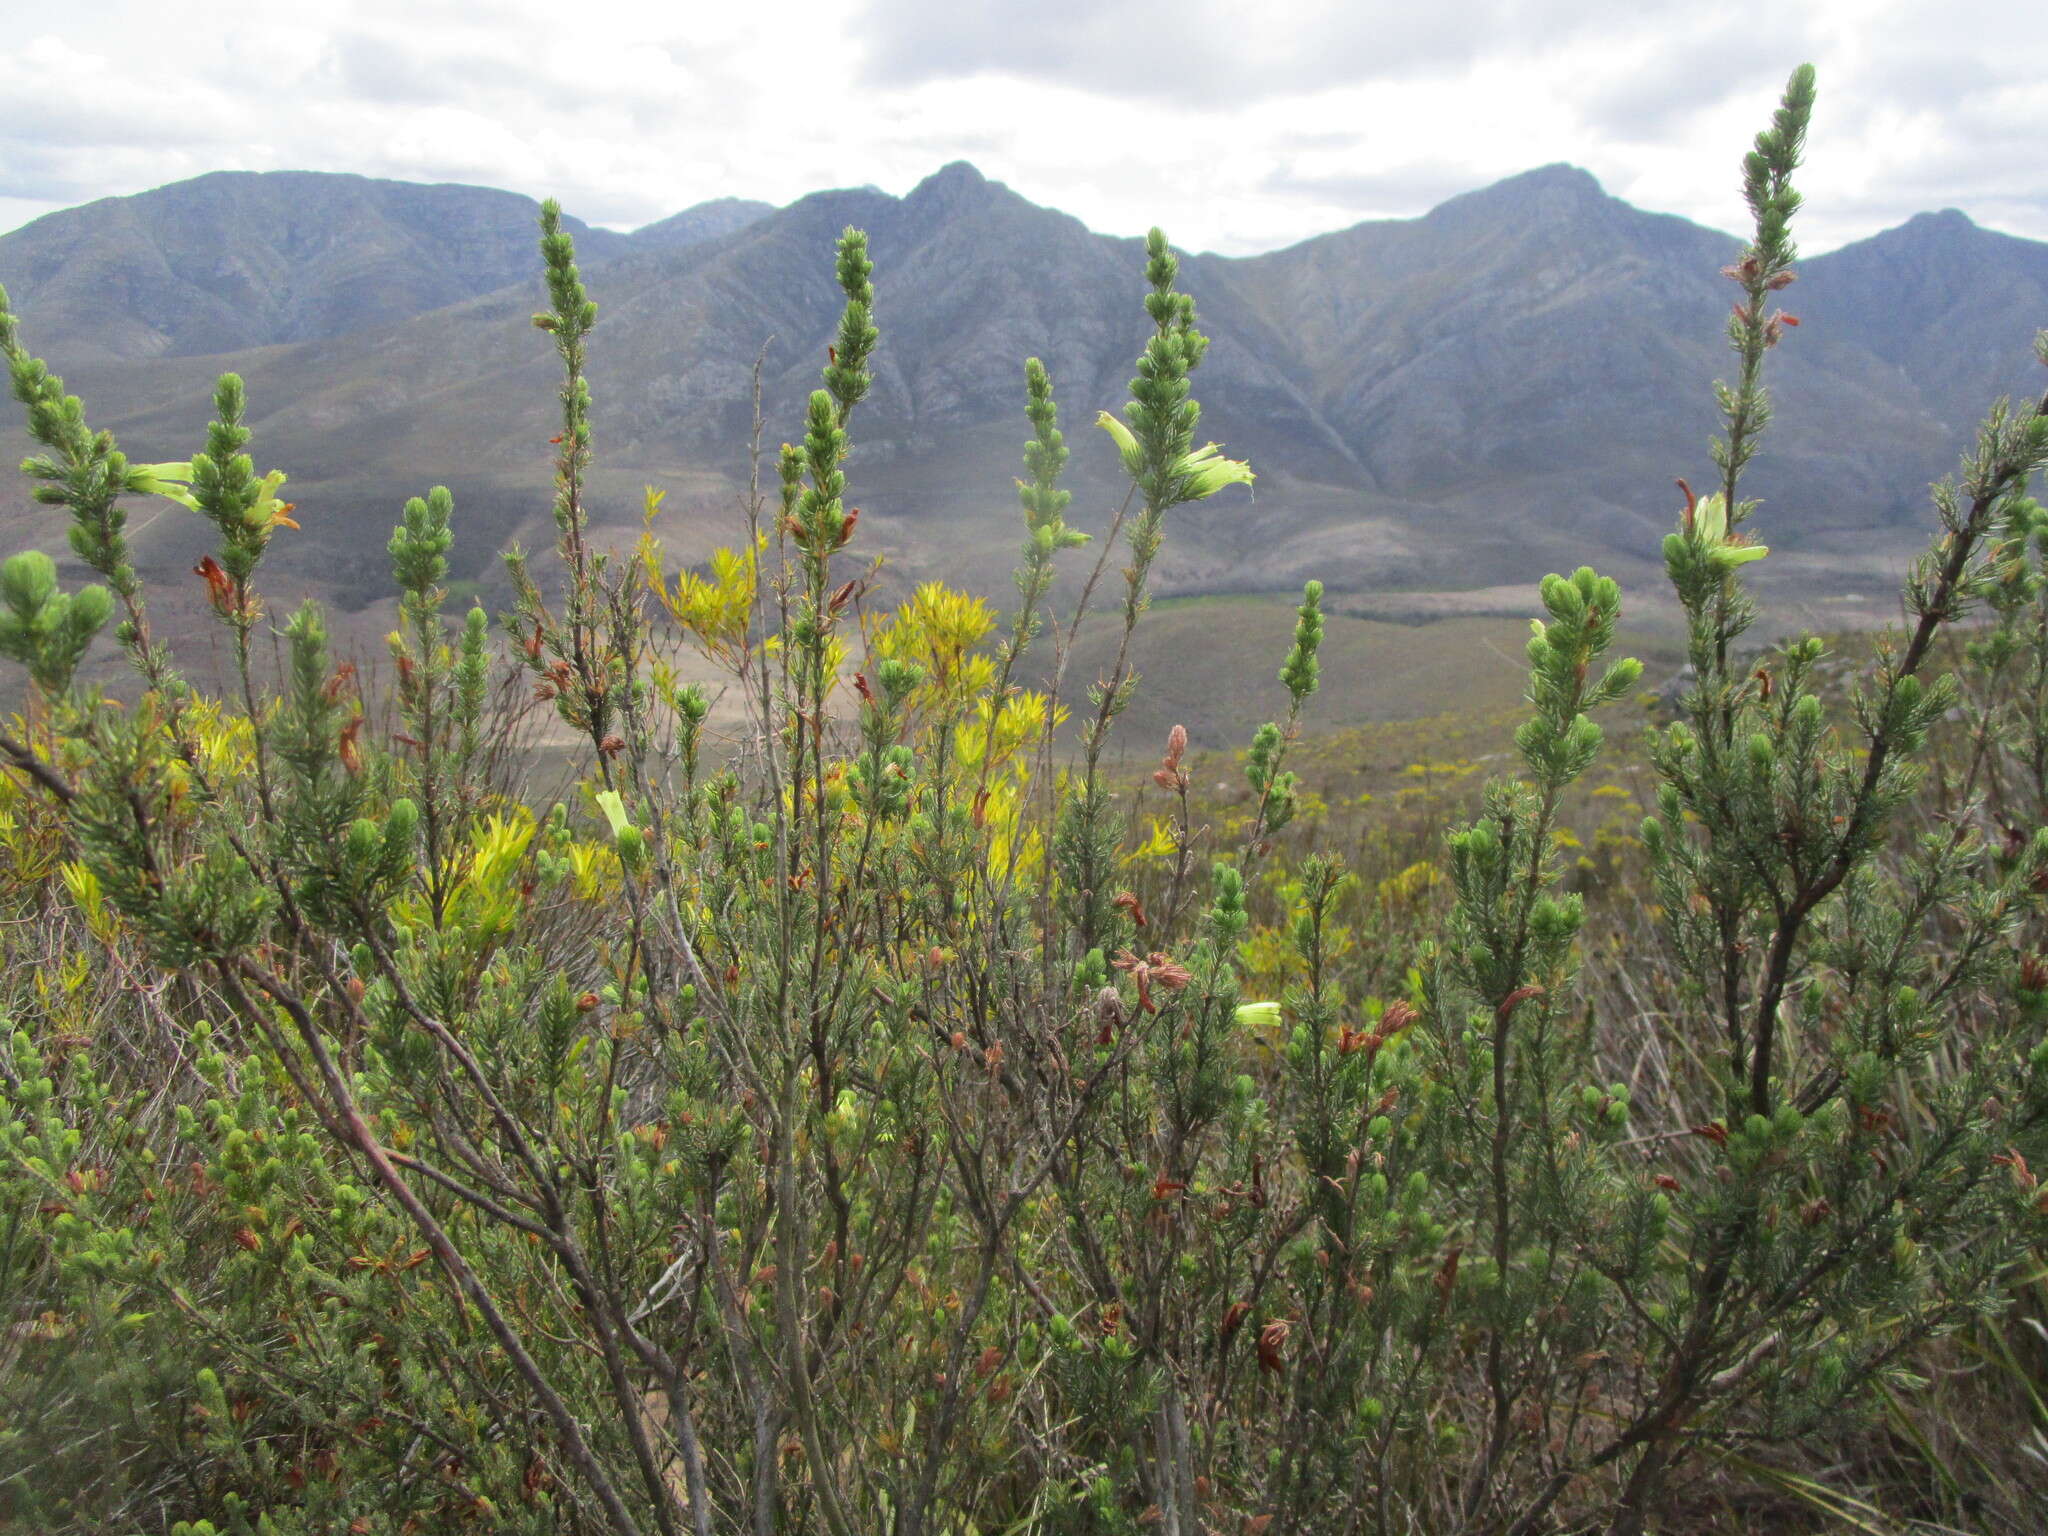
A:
[
  {"xmin": 1579, "ymin": 1082, "xmax": 1632, "ymax": 1134},
  {"xmin": 795, "ymin": 390, "xmax": 850, "ymax": 553},
  {"xmin": 596, "ymin": 790, "xmax": 648, "ymax": 872},
  {"xmin": 1278, "ymin": 580, "xmax": 1324, "ymax": 704},
  {"xmin": 1093, "ymin": 229, "xmax": 1252, "ymax": 517},
  {"xmin": 0, "ymin": 549, "xmax": 109, "ymax": 693},
  {"xmin": 1017, "ymin": 358, "xmax": 1083, "ymax": 548},
  {"xmin": 824, "ymin": 228, "xmax": 877, "ymax": 421},
  {"xmin": 1516, "ymin": 568, "xmax": 1641, "ymax": 791},
  {"xmin": 389, "ymin": 485, "xmax": 454, "ymax": 598},
  {"xmin": 850, "ymin": 744, "xmax": 917, "ymax": 821},
  {"xmin": 341, "ymin": 798, "xmax": 418, "ymax": 891},
  {"xmin": 1246, "ymin": 722, "xmax": 1299, "ymax": 834}
]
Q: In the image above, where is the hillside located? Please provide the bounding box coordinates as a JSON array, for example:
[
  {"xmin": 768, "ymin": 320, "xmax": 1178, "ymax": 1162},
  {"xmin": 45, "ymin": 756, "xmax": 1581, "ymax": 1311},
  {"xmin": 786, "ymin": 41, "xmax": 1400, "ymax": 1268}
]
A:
[
  {"xmin": 1, "ymin": 162, "xmax": 2042, "ymax": 637},
  {"xmin": 630, "ymin": 197, "xmax": 778, "ymax": 252},
  {"xmin": 0, "ymin": 171, "xmax": 773, "ymax": 363}
]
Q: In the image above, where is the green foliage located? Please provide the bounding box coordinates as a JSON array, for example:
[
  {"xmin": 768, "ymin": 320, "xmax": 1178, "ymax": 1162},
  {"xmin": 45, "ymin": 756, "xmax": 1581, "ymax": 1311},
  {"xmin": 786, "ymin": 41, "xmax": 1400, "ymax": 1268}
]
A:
[
  {"xmin": 2, "ymin": 60, "xmax": 2047, "ymax": 1536},
  {"xmin": 1277, "ymin": 579, "xmax": 1323, "ymax": 704},
  {"xmin": 0, "ymin": 551, "xmax": 109, "ymax": 694}
]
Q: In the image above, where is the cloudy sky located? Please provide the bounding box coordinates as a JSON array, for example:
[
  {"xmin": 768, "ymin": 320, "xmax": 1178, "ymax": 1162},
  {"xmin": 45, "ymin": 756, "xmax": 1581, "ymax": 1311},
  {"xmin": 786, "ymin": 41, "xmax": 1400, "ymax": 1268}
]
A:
[{"xmin": 2, "ymin": 0, "xmax": 2043, "ymax": 255}]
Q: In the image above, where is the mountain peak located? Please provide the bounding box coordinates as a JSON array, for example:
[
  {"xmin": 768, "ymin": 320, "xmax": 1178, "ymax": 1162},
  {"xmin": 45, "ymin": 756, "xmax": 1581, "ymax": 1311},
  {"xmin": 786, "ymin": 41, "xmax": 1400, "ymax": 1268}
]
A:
[
  {"xmin": 1457, "ymin": 163, "xmax": 1607, "ymax": 204},
  {"xmin": 1426, "ymin": 163, "xmax": 1609, "ymax": 227},
  {"xmin": 1832, "ymin": 206, "xmax": 1992, "ymax": 264},
  {"xmin": 900, "ymin": 161, "xmax": 1009, "ymax": 223},
  {"xmin": 1898, "ymin": 207, "xmax": 1978, "ymax": 237},
  {"xmin": 630, "ymin": 195, "xmax": 775, "ymax": 251},
  {"xmin": 1502, "ymin": 163, "xmax": 1604, "ymax": 194},
  {"xmin": 919, "ymin": 161, "xmax": 989, "ymax": 191}
]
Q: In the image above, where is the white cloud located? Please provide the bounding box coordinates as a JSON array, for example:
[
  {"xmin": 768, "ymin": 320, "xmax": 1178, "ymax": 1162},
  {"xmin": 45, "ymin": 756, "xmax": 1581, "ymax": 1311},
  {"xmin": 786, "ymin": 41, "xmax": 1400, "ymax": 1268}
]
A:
[{"xmin": 1, "ymin": 0, "xmax": 2043, "ymax": 255}]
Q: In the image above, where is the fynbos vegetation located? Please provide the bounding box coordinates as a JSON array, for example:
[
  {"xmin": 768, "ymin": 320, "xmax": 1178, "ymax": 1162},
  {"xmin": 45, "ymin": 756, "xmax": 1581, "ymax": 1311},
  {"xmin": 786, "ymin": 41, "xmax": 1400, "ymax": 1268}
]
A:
[{"xmin": 2, "ymin": 66, "xmax": 2047, "ymax": 1536}]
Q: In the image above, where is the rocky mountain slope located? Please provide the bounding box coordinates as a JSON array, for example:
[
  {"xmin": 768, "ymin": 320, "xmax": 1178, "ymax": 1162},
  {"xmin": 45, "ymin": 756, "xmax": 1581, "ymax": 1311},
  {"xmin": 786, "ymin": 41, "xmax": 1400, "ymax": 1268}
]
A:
[
  {"xmin": 0, "ymin": 171, "xmax": 768, "ymax": 361},
  {"xmin": 1, "ymin": 163, "xmax": 2040, "ymax": 621}
]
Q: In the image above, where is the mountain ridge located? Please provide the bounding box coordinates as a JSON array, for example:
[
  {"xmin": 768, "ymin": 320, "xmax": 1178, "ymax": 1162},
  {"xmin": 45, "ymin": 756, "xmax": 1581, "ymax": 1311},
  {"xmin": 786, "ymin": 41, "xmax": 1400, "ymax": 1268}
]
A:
[
  {"xmin": 0, "ymin": 170, "xmax": 775, "ymax": 362},
  {"xmin": 1, "ymin": 162, "xmax": 2042, "ymax": 624}
]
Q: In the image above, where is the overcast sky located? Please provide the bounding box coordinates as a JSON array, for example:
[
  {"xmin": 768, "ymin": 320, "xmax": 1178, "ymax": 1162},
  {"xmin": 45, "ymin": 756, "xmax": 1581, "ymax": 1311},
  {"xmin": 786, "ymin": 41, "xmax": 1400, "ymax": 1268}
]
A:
[{"xmin": 2, "ymin": 0, "xmax": 2043, "ymax": 255}]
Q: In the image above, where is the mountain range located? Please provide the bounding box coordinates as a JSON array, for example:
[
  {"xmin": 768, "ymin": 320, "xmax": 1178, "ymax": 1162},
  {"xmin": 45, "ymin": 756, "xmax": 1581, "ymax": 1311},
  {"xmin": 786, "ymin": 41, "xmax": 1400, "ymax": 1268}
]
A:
[{"xmin": 1, "ymin": 163, "xmax": 2043, "ymax": 634}]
